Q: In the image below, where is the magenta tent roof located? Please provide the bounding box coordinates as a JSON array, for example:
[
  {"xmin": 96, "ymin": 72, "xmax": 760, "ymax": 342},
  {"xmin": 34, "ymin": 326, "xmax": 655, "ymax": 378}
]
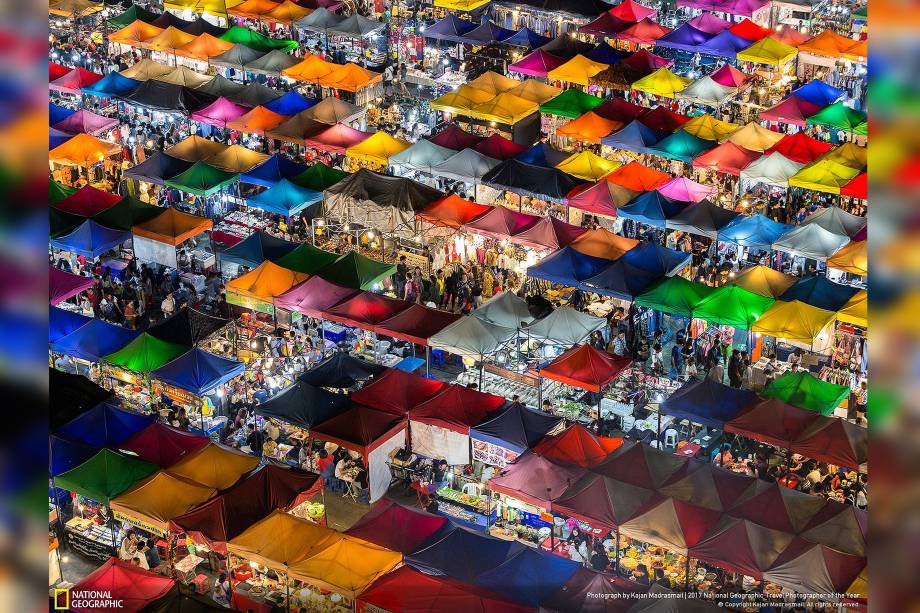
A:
[
  {"xmin": 687, "ymin": 11, "xmax": 731, "ymax": 34},
  {"xmin": 374, "ymin": 303, "xmax": 461, "ymax": 346},
  {"xmin": 512, "ymin": 215, "xmax": 587, "ymax": 250},
  {"xmin": 710, "ymin": 63, "xmax": 750, "ymax": 88},
  {"xmin": 609, "ymin": 0, "xmax": 657, "ymax": 22},
  {"xmin": 618, "ymin": 18, "xmax": 672, "ymax": 45},
  {"xmin": 621, "ymin": 49, "xmax": 673, "ymax": 72},
  {"xmin": 760, "ymin": 96, "xmax": 823, "ymax": 127},
  {"xmin": 190, "ymin": 96, "xmax": 249, "ymax": 128},
  {"xmin": 657, "ymin": 176, "xmax": 716, "ymax": 202},
  {"xmin": 509, "ymin": 49, "xmax": 565, "ymax": 77},
  {"xmin": 579, "ymin": 12, "xmax": 631, "ymax": 36},
  {"xmin": 721, "ymin": 0, "xmax": 770, "ymax": 16},
  {"xmin": 50, "ymin": 266, "xmax": 94, "ymax": 305},
  {"xmin": 118, "ymin": 422, "xmax": 209, "ymax": 467},
  {"xmin": 488, "ymin": 451, "xmax": 586, "ymax": 508},
  {"xmin": 274, "ymin": 276, "xmax": 360, "ymax": 317},
  {"xmin": 53, "ymin": 109, "xmax": 120, "ymax": 136},
  {"xmin": 428, "ymin": 124, "xmax": 483, "ymax": 150},
  {"xmin": 465, "ymin": 206, "xmax": 540, "ymax": 240},
  {"xmin": 345, "ymin": 499, "xmax": 447, "ymax": 553},
  {"xmin": 306, "ymin": 123, "xmax": 372, "ymax": 153}
]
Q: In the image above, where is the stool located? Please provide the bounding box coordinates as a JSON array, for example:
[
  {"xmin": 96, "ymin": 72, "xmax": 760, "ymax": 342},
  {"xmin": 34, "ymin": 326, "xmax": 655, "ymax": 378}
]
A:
[
  {"xmin": 663, "ymin": 429, "xmax": 678, "ymax": 449},
  {"xmin": 621, "ymin": 415, "xmax": 635, "ymax": 432},
  {"xmin": 156, "ymin": 539, "xmax": 168, "ymax": 558},
  {"xmin": 193, "ymin": 574, "xmax": 210, "ymax": 594}
]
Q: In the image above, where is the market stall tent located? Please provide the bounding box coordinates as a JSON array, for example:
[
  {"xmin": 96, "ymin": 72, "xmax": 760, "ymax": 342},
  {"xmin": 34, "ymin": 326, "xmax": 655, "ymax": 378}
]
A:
[
  {"xmin": 410, "ymin": 385, "xmax": 507, "ymax": 464},
  {"xmin": 374, "ymin": 303, "xmax": 462, "ymax": 346},
  {"xmin": 225, "ymin": 260, "xmax": 309, "ymax": 310},
  {"xmin": 124, "ymin": 153, "xmax": 192, "ymax": 186},
  {"xmin": 273, "ymin": 275, "xmax": 360, "ymax": 317},
  {"xmin": 53, "ymin": 108, "xmax": 120, "ymax": 136},
  {"xmin": 103, "ymin": 333, "xmax": 189, "ymax": 373},
  {"xmin": 147, "ymin": 307, "xmax": 230, "ymax": 348},
  {"xmin": 51, "ymin": 220, "xmax": 131, "ymax": 259},
  {"xmin": 509, "ymin": 49, "xmax": 566, "ymax": 78},
  {"xmin": 731, "ymin": 265, "xmax": 797, "ymax": 298},
  {"xmin": 659, "ymin": 377, "xmax": 756, "ymax": 428},
  {"xmin": 676, "ymin": 76, "xmax": 737, "ymax": 107},
  {"xmin": 606, "ymin": 161, "xmax": 671, "ymax": 191},
  {"xmin": 689, "ymin": 517, "xmax": 793, "ymax": 580},
  {"xmin": 736, "ymin": 36, "xmax": 797, "ymax": 65},
  {"xmin": 272, "ymin": 243, "xmax": 340, "ymax": 275},
  {"xmin": 762, "ymin": 370, "xmax": 849, "ymax": 415},
  {"xmin": 351, "ymin": 368, "xmax": 447, "ymax": 416},
  {"xmin": 513, "ymin": 215, "xmax": 589, "ymax": 251},
  {"xmin": 793, "ymin": 418, "xmax": 867, "ymax": 469},
  {"xmin": 389, "ymin": 140, "xmax": 455, "ymax": 173},
  {"xmin": 763, "ymin": 538, "xmax": 866, "ymax": 595},
  {"xmin": 631, "ymin": 67, "xmax": 691, "ymax": 98},
  {"xmin": 49, "ymin": 306, "xmax": 92, "ymax": 344},
  {"xmin": 665, "ymin": 199, "xmax": 741, "ymax": 239},
  {"xmin": 118, "ymin": 422, "xmax": 209, "ymax": 467},
  {"xmin": 826, "ymin": 240, "xmax": 867, "ymax": 276},
  {"xmin": 427, "ymin": 124, "xmax": 484, "ymax": 150},
  {"xmin": 540, "ymin": 87, "xmax": 604, "ymax": 119},
  {"xmin": 801, "ymin": 206, "xmax": 866, "ymax": 239},
  {"xmin": 779, "ymin": 275, "xmax": 860, "ymax": 311},
  {"xmin": 428, "ymin": 314, "xmax": 518, "ymax": 358},
  {"xmin": 164, "ymin": 160, "xmax": 238, "ymax": 196},
  {"xmin": 692, "ymin": 285, "xmax": 774, "ymax": 329},
  {"xmin": 556, "ymin": 111, "xmax": 623, "ymax": 143},
  {"xmin": 287, "ymin": 535, "xmax": 403, "ymax": 599},
  {"xmin": 51, "ymin": 318, "xmax": 140, "ymax": 362},
  {"xmin": 49, "ymin": 266, "xmax": 94, "ymax": 305},
  {"xmin": 219, "ymin": 230, "xmax": 298, "ymax": 269},
  {"xmin": 49, "ymin": 133, "xmax": 121, "ymax": 166},
  {"xmin": 67, "ymin": 558, "xmax": 174, "ymax": 613},
  {"xmin": 165, "ymin": 135, "xmax": 229, "ymax": 162},
  {"xmin": 552, "ymin": 472, "xmax": 656, "ymax": 528},
  {"xmin": 540, "ymin": 344, "xmax": 632, "ymax": 392},
  {"xmin": 151, "ymin": 348, "xmax": 244, "ymax": 396},
  {"xmin": 417, "ymin": 194, "xmax": 490, "ymax": 229},
  {"xmin": 771, "ymin": 223, "xmax": 849, "ymax": 260},
  {"xmin": 110, "ymin": 470, "xmax": 217, "ymax": 535},
  {"xmin": 298, "ymin": 352, "xmax": 385, "ymax": 389},
  {"xmin": 739, "ymin": 151, "xmax": 804, "ymax": 186},
  {"xmin": 255, "ymin": 380, "xmax": 351, "ymax": 429},
  {"xmin": 246, "ymin": 178, "xmax": 322, "ymax": 216},
  {"xmin": 471, "ymin": 403, "xmax": 564, "ymax": 455},
  {"xmin": 263, "ymin": 90, "xmax": 317, "ymax": 116},
  {"xmin": 567, "ymin": 179, "xmax": 639, "ymax": 217},
  {"xmin": 752, "ymin": 299, "xmax": 837, "ymax": 348},
  {"xmin": 322, "ymin": 291, "xmax": 409, "ymax": 329},
  {"xmin": 635, "ymin": 276, "xmax": 715, "ymax": 318},
  {"xmin": 92, "ymin": 196, "xmax": 164, "ymax": 231},
  {"xmin": 55, "ymin": 448, "xmax": 158, "ymax": 504},
  {"xmin": 290, "ymin": 162, "xmax": 350, "ymax": 191},
  {"xmin": 760, "ymin": 96, "xmax": 823, "ymax": 128},
  {"xmin": 718, "ymin": 214, "xmax": 793, "ymax": 250},
  {"xmin": 315, "ymin": 250, "xmax": 397, "ymax": 290},
  {"xmin": 57, "ymin": 401, "xmax": 154, "ymax": 448}
]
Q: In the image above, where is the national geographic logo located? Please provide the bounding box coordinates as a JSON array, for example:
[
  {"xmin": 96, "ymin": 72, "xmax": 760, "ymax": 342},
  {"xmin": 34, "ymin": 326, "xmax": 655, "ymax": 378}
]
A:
[{"xmin": 54, "ymin": 588, "xmax": 125, "ymax": 610}]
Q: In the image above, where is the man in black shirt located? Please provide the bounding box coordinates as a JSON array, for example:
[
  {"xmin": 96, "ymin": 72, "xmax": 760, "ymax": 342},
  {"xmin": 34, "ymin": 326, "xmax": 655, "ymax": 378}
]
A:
[
  {"xmin": 245, "ymin": 424, "xmax": 264, "ymax": 457},
  {"xmin": 394, "ymin": 255, "xmax": 408, "ymax": 301}
]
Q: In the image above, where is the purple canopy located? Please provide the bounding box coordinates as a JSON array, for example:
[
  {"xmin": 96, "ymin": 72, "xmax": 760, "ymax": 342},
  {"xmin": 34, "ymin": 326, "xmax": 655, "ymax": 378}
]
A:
[
  {"xmin": 50, "ymin": 266, "xmax": 93, "ymax": 305},
  {"xmin": 695, "ymin": 29, "xmax": 752, "ymax": 57},
  {"xmin": 509, "ymin": 49, "xmax": 565, "ymax": 77},
  {"xmin": 190, "ymin": 97, "xmax": 249, "ymax": 128},
  {"xmin": 655, "ymin": 24, "xmax": 715, "ymax": 53},
  {"xmin": 687, "ymin": 11, "xmax": 731, "ymax": 34},
  {"xmin": 52, "ymin": 109, "xmax": 119, "ymax": 136},
  {"xmin": 423, "ymin": 14, "xmax": 476, "ymax": 43},
  {"xmin": 678, "ymin": 0, "xmax": 769, "ymax": 16}
]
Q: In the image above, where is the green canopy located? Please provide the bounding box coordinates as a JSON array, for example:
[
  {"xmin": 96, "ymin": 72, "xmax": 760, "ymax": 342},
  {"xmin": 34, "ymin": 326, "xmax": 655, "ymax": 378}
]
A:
[
  {"xmin": 103, "ymin": 333, "xmax": 189, "ymax": 373},
  {"xmin": 92, "ymin": 197, "xmax": 164, "ymax": 231},
  {"xmin": 165, "ymin": 161, "xmax": 239, "ymax": 197},
  {"xmin": 649, "ymin": 130, "xmax": 715, "ymax": 162},
  {"xmin": 853, "ymin": 4, "xmax": 866, "ymax": 18},
  {"xmin": 107, "ymin": 4, "xmax": 160, "ymax": 28},
  {"xmin": 692, "ymin": 285, "xmax": 775, "ymax": 329},
  {"xmin": 50, "ymin": 179, "xmax": 78, "ymax": 204},
  {"xmin": 761, "ymin": 370, "xmax": 850, "ymax": 415},
  {"xmin": 220, "ymin": 26, "xmax": 298, "ymax": 52},
  {"xmin": 51, "ymin": 207, "xmax": 84, "ymax": 238},
  {"xmin": 274, "ymin": 243, "xmax": 341, "ymax": 274},
  {"xmin": 316, "ymin": 250, "xmax": 396, "ymax": 290},
  {"xmin": 635, "ymin": 277, "xmax": 715, "ymax": 319},
  {"xmin": 852, "ymin": 120, "xmax": 867, "ymax": 136},
  {"xmin": 805, "ymin": 102, "xmax": 867, "ymax": 132},
  {"xmin": 539, "ymin": 87, "xmax": 604, "ymax": 119},
  {"xmin": 290, "ymin": 163, "xmax": 350, "ymax": 191},
  {"xmin": 55, "ymin": 449, "xmax": 158, "ymax": 504}
]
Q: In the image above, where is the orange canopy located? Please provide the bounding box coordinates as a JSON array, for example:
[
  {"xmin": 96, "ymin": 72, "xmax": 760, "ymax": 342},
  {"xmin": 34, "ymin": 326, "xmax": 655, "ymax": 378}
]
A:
[
  {"xmin": 110, "ymin": 20, "xmax": 164, "ymax": 47},
  {"xmin": 282, "ymin": 54, "xmax": 335, "ymax": 82},
  {"xmin": 225, "ymin": 106, "xmax": 288, "ymax": 135},
  {"xmin": 49, "ymin": 133, "xmax": 121, "ymax": 166},
  {"xmin": 842, "ymin": 38, "xmax": 867, "ymax": 62},
  {"xmin": 132, "ymin": 208, "xmax": 213, "ymax": 246},
  {"xmin": 318, "ymin": 63, "xmax": 383, "ymax": 92},
  {"xmin": 167, "ymin": 443, "xmax": 260, "ymax": 490},
  {"xmin": 556, "ymin": 111, "xmax": 623, "ymax": 144},
  {"xmin": 264, "ymin": 0, "xmax": 312, "ymax": 24},
  {"xmin": 177, "ymin": 33, "xmax": 234, "ymax": 60},
  {"xmin": 798, "ymin": 29, "xmax": 859, "ymax": 59},
  {"xmin": 229, "ymin": 0, "xmax": 280, "ymax": 17},
  {"xmin": 604, "ymin": 161, "xmax": 671, "ymax": 191},
  {"xmin": 225, "ymin": 260, "xmax": 309, "ymax": 301},
  {"xmin": 142, "ymin": 26, "xmax": 197, "ymax": 53},
  {"xmin": 569, "ymin": 227, "xmax": 639, "ymax": 259}
]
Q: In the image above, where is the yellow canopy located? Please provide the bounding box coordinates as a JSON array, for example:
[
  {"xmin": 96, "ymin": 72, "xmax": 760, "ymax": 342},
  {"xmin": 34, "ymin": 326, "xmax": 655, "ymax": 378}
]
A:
[
  {"xmin": 508, "ymin": 79, "xmax": 561, "ymax": 104},
  {"xmin": 318, "ymin": 63, "xmax": 383, "ymax": 92},
  {"xmin": 110, "ymin": 20, "xmax": 165, "ymax": 47},
  {"xmin": 227, "ymin": 511, "xmax": 341, "ymax": 572},
  {"xmin": 631, "ymin": 67, "xmax": 691, "ymax": 98},
  {"xmin": 726, "ymin": 122, "xmax": 785, "ymax": 152},
  {"xmin": 433, "ymin": 0, "xmax": 491, "ymax": 10},
  {"xmin": 826, "ymin": 240, "xmax": 867, "ymax": 276},
  {"xmin": 177, "ymin": 33, "xmax": 235, "ymax": 60},
  {"xmin": 50, "ymin": 0, "xmax": 102, "ymax": 16},
  {"xmin": 731, "ymin": 265, "xmax": 797, "ymax": 298},
  {"xmin": 752, "ymin": 300, "xmax": 837, "ymax": 344},
  {"xmin": 142, "ymin": 26, "xmax": 197, "ymax": 53},
  {"xmin": 819, "ymin": 142, "xmax": 867, "ymax": 171},
  {"xmin": 470, "ymin": 92, "xmax": 539, "ymax": 124},
  {"xmin": 788, "ymin": 160, "xmax": 860, "ymax": 194},
  {"xmin": 264, "ymin": 0, "xmax": 312, "ymax": 24},
  {"xmin": 836, "ymin": 290, "xmax": 867, "ymax": 328},
  {"xmin": 430, "ymin": 85, "xmax": 495, "ymax": 116},
  {"xmin": 226, "ymin": 260, "xmax": 309, "ymax": 302},
  {"xmin": 555, "ymin": 151, "xmax": 621, "ymax": 181},
  {"xmin": 110, "ymin": 472, "xmax": 216, "ymax": 535},
  {"xmin": 737, "ymin": 37, "xmax": 797, "ymax": 65},
  {"xmin": 166, "ymin": 0, "xmax": 237, "ymax": 12},
  {"xmin": 681, "ymin": 113, "xmax": 740, "ymax": 141},
  {"xmin": 166, "ymin": 135, "xmax": 229, "ymax": 162},
  {"xmin": 205, "ymin": 144, "xmax": 270, "ymax": 172},
  {"xmin": 281, "ymin": 54, "xmax": 336, "ymax": 83},
  {"xmin": 228, "ymin": 0, "xmax": 280, "ymax": 17},
  {"xmin": 155, "ymin": 65, "xmax": 213, "ymax": 88},
  {"xmin": 289, "ymin": 537, "xmax": 403, "ymax": 598},
  {"xmin": 120, "ymin": 58, "xmax": 174, "ymax": 80},
  {"xmin": 49, "ymin": 133, "xmax": 121, "ymax": 166},
  {"xmin": 345, "ymin": 131, "xmax": 410, "ymax": 165},
  {"xmin": 467, "ymin": 71, "xmax": 521, "ymax": 95},
  {"xmin": 547, "ymin": 55, "xmax": 610, "ymax": 86},
  {"xmin": 167, "ymin": 443, "xmax": 260, "ymax": 490}
]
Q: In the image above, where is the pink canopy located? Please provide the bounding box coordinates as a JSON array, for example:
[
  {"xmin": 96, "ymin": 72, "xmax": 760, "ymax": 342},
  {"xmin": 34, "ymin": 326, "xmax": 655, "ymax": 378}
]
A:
[
  {"xmin": 710, "ymin": 64, "xmax": 751, "ymax": 88},
  {"xmin": 50, "ymin": 266, "xmax": 94, "ymax": 305},
  {"xmin": 305, "ymin": 123, "xmax": 372, "ymax": 153},
  {"xmin": 509, "ymin": 49, "xmax": 565, "ymax": 77},
  {"xmin": 657, "ymin": 176, "xmax": 716, "ymax": 202},
  {"xmin": 687, "ymin": 11, "xmax": 731, "ymax": 34},
  {"xmin": 465, "ymin": 206, "xmax": 540, "ymax": 240},
  {"xmin": 566, "ymin": 180, "xmax": 638, "ymax": 217},
  {"xmin": 760, "ymin": 96, "xmax": 823, "ymax": 127},
  {"xmin": 488, "ymin": 451, "xmax": 586, "ymax": 508},
  {"xmin": 692, "ymin": 142, "xmax": 761, "ymax": 176},
  {"xmin": 190, "ymin": 97, "xmax": 249, "ymax": 128},
  {"xmin": 512, "ymin": 215, "xmax": 587, "ymax": 250},
  {"xmin": 53, "ymin": 109, "xmax": 120, "ymax": 136},
  {"xmin": 274, "ymin": 276, "xmax": 360, "ymax": 317}
]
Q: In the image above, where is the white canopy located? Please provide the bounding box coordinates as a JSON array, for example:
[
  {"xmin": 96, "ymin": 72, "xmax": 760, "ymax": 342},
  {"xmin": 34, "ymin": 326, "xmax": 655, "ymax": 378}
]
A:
[
  {"xmin": 524, "ymin": 306, "xmax": 607, "ymax": 346},
  {"xmin": 801, "ymin": 206, "xmax": 867, "ymax": 239},
  {"xmin": 740, "ymin": 152, "xmax": 804, "ymax": 187},
  {"xmin": 676, "ymin": 76, "xmax": 737, "ymax": 107},
  {"xmin": 431, "ymin": 149, "xmax": 501, "ymax": 184},
  {"xmin": 472, "ymin": 291, "xmax": 534, "ymax": 328},
  {"xmin": 771, "ymin": 224, "xmax": 850, "ymax": 261},
  {"xmin": 389, "ymin": 140, "xmax": 455, "ymax": 173},
  {"xmin": 429, "ymin": 315, "xmax": 517, "ymax": 357}
]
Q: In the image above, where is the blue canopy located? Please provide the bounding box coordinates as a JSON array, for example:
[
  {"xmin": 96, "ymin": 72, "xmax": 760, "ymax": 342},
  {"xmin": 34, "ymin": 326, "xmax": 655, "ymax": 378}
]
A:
[
  {"xmin": 527, "ymin": 246, "xmax": 611, "ymax": 289},
  {"xmin": 655, "ymin": 23, "xmax": 714, "ymax": 53},
  {"xmin": 151, "ymin": 348, "xmax": 244, "ymax": 395},
  {"xmin": 50, "ymin": 220, "xmax": 131, "ymax": 259},
  {"xmin": 240, "ymin": 154, "xmax": 309, "ymax": 188},
  {"xmin": 499, "ymin": 27, "xmax": 551, "ymax": 49},
  {"xmin": 49, "ymin": 306, "xmax": 92, "ymax": 343},
  {"xmin": 246, "ymin": 178, "xmax": 323, "ymax": 216},
  {"xmin": 585, "ymin": 43, "xmax": 628, "ymax": 65},
  {"xmin": 791, "ymin": 80, "xmax": 845, "ymax": 107},
  {"xmin": 621, "ymin": 241, "xmax": 692, "ymax": 276},
  {"xmin": 600, "ymin": 119, "xmax": 666, "ymax": 154},
  {"xmin": 695, "ymin": 30, "xmax": 752, "ymax": 58},
  {"xmin": 659, "ymin": 378, "xmax": 756, "ymax": 428},
  {"xmin": 779, "ymin": 275, "xmax": 860, "ymax": 311},
  {"xmin": 50, "ymin": 128, "xmax": 73, "ymax": 149},
  {"xmin": 406, "ymin": 525, "xmax": 525, "ymax": 583},
  {"xmin": 123, "ymin": 152, "xmax": 193, "ymax": 186},
  {"xmin": 582, "ymin": 258, "xmax": 664, "ymax": 300},
  {"xmin": 263, "ymin": 90, "xmax": 318, "ymax": 115},
  {"xmin": 56, "ymin": 402, "xmax": 155, "ymax": 448},
  {"xmin": 470, "ymin": 403, "xmax": 563, "ymax": 454},
  {"xmin": 617, "ymin": 191, "xmax": 687, "ymax": 227},
  {"xmin": 50, "ymin": 103, "xmax": 76, "ymax": 125},
  {"xmin": 50, "ymin": 434, "xmax": 97, "ymax": 476},
  {"xmin": 515, "ymin": 142, "xmax": 570, "ymax": 168},
  {"xmin": 423, "ymin": 14, "xmax": 477, "ymax": 43},
  {"xmin": 82, "ymin": 72, "xmax": 140, "ymax": 98},
  {"xmin": 219, "ymin": 230, "xmax": 298, "ymax": 269},
  {"xmin": 461, "ymin": 21, "xmax": 515, "ymax": 44},
  {"xmin": 718, "ymin": 214, "xmax": 792, "ymax": 250},
  {"xmin": 474, "ymin": 547, "xmax": 580, "ymax": 606},
  {"xmin": 51, "ymin": 319, "xmax": 140, "ymax": 362},
  {"xmin": 298, "ymin": 351, "xmax": 386, "ymax": 388}
]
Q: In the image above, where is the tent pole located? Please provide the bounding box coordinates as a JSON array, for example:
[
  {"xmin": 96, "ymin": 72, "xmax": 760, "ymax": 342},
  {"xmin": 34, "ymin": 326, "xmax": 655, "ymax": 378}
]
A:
[
  {"xmin": 537, "ymin": 376, "xmax": 543, "ymax": 411},
  {"xmin": 425, "ymin": 345, "xmax": 430, "ymax": 377},
  {"xmin": 657, "ymin": 409, "xmax": 661, "ymax": 448},
  {"xmin": 319, "ymin": 319, "xmax": 326, "ymax": 359},
  {"xmin": 684, "ymin": 554, "xmax": 690, "ymax": 590},
  {"xmin": 478, "ymin": 353, "xmax": 484, "ymax": 389},
  {"xmin": 614, "ymin": 528, "xmax": 620, "ymax": 573}
]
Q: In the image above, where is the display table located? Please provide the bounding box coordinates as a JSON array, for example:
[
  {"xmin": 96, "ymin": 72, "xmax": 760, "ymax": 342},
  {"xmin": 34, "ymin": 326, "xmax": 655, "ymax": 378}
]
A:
[
  {"xmin": 674, "ymin": 442, "xmax": 702, "ymax": 458},
  {"xmin": 65, "ymin": 518, "xmax": 116, "ymax": 562},
  {"xmin": 231, "ymin": 584, "xmax": 275, "ymax": 613}
]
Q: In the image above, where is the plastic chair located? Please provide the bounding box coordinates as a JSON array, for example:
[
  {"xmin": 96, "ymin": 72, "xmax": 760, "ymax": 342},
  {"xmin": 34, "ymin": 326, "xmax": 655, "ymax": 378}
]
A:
[
  {"xmin": 621, "ymin": 415, "xmax": 636, "ymax": 432},
  {"xmin": 462, "ymin": 482, "xmax": 483, "ymax": 497},
  {"xmin": 431, "ymin": 349, "xmax": 445, "ymax": 368},
  {"xmin": 664, "ymin": 429, "xmax": 678, "ymax": 449}
]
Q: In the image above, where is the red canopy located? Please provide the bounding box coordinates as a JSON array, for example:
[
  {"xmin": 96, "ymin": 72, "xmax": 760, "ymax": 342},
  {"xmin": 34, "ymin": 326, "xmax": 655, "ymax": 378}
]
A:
[
  {"xmin": 692, "ymin": 142, "xmax": 761, "ymax": 175},
  {"xmin": 793, "ymin": 417, "xmax": 867, "ymax": 470},
  {"xmin": 621, "ymin": 498, "xmax": 722, "ymax": 552},
  {"xmin": 428, "ymin": 124, "xmax": 483, "ymax": 150},
  {"xmin": 53, "ymin": 185, "xmax": 122, "ymax": 216},
  {"xmin": 50, "ymin": 67, "xmax": 103, "ymax": 94},
  {"xmin": 532, "ymin": 423, "xmax": 624, "ymax": 467},
  {"xmin": 618, "ymin": 18, "xmax": 672, "ymax": 45},
  {"xmin": 118, "ymin": 422, "xmax": 209, "ymax": 467},
  {"xmin": 50, "ymin": 61, "xmax": 70, "ymax": 81},
  {"xmin": 541, "ymin": 568, "xmax": 645, "ymax": 613},
  {"xmin": 540, "ymin": 344, "xmax": 632, "ymax": 392},
  {"xmin": 760, "ymin": 96, "xmax": 823, "ymax": 127},
  {"xmin": 801, "ymin": 502, "xmax": 867, "ymax": 556},
  {"xmin": 690, "ymin": 517, "xmax": 794, "ymax": 579},
  {"xmin": 345, "ymin": 499, "xmax": 447, "ymax": 553},
  {"xmin": 764, "ymin": 131, "xmax": 834, "ymax": 163},
  {"xmin": 351, "ymin": 368, "xmax": 447, "ymax": 417},
  {"xmin": 274, "ymin": 276, "xmax": 360, "ymax": 318},
  {"xmin": 566, "ymin": 180, "xmax": 637, "ymax": 217},
  {"xmin": 594, "ymin": 98, "xmax": 648, "ymax": 123},
  {"xmin": 553, "ymin": 473, "xmax": 658, "ymax": 529},
  {"xmin": 512, "ymin": 215, "xmax": 587, "ymax": 250},
  {"xmin": 710, "ymin": 64, "xmax": 751, "ymax": 88},
  {"xmin": 580, "ymin": 12, "xmax": 631, "ymax": 36},
  {"xmin": 728, "ymin": 480, "xmax": 825, "ymax": 533},
  {"xmin": 374, "ymin": 303, "xmax": 461, "ymax": 346},
  {"xmin": 659, "ymin": 461, "xmax": 757, "ymax": 511},
  {"xmin": 411, "ymin": 385, "xmax": 506, "ymax": 432},
  {"xmin": 473, "ymin": 133, "xmax": 527, "ymax": 160},
  {"xmin": 417, "ymin": 194, "xmax": 490, "ymax": 229},
  {"xmin": 593, "ymin": 440, "xmax": 688, "ymax": 489},
  {"xmin": 357, "ymin": 566, "xmax": 532, "ymax": 613},
  {"xmin": 725, "ymin": 398, "xmax": 823, "ymax": 449},
  {"xmin": 840, "ymin": 172, "xmax": 867, "ymax": 199},
  {"xmin": 488, "ymin": 451, "xmax": 586, "ymax": 508},
  {"xmin": 609, "ymin": 0, "xmax": 657, "ymax": 22},
  {"xmin": 68, "ymin": 557, "xmax": 174, "ymax": 612},
  {"xmin": 605, "ymin": 161, "xmax": 671, "ymax": 191},
  {"xmin": 621, "ymin": 49, "xmax": 673, "ymax": 72},
  {"xmin": 322, "ymin": 291, "xmax": 409, "ymax": 328},
  {"xmin": 729, "ymin": 18, "xmax": 773, "ymax": 41},
  {"xmin": 310, "ymin": 405, "xmax": 406, "ymax": 455},
  {"xmin": 305, "ymin": 123, "xmax": 371, "ymax": 153},
  {"xmin": 639, "ymin": 106, "xmax": 691, "ymax": 133},
  {"xmin": 465, "ymin": 205, "xmax": 540, "ymax": 240}
]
